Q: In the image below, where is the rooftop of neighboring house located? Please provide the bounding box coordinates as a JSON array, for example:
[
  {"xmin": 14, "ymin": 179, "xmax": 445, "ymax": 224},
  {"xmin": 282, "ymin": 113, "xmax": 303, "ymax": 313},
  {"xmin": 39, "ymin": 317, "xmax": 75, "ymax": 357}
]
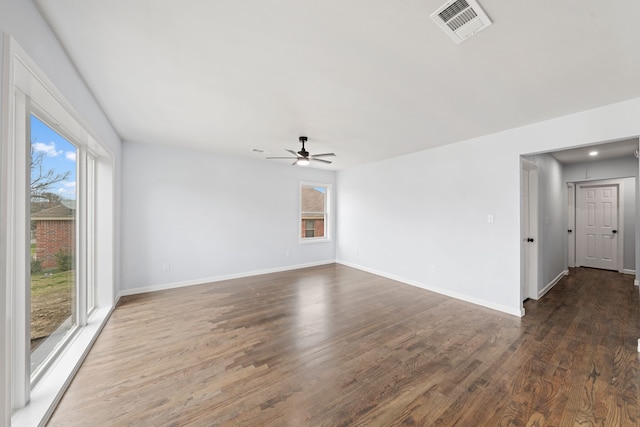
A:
[
  {"xmin": 31, "ymin": 203, "xmax": 74, "ymax": 220},
  {"xmin": 301, "ymin": 186, "xmax": 325, "ymax": 214}
]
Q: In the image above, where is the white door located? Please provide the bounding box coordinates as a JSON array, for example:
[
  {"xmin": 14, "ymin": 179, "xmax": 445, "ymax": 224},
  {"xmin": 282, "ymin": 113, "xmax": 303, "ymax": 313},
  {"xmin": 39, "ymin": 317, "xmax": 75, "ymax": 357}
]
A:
[
  {"xmin": 521, "ymin": 162, "xmax": 538, "ymax": 301},
  {"xmin": 576, "ymin": 184, "xmax": 618, "ymax": 270}
]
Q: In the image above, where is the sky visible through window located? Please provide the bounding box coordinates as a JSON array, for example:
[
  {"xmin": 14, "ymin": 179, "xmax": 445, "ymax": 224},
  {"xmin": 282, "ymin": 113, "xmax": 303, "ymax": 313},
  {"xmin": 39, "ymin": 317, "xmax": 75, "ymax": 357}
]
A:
[{"xmin": 31, "ymin": 115, "xmax": 77, "ymax": 200}]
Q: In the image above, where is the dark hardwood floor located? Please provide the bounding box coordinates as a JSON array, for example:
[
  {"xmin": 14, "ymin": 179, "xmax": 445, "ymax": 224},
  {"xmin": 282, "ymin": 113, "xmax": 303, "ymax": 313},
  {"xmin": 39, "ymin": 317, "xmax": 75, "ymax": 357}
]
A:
[{"xmin": 48, "ymin": 265, "xmax": 640, "ymax": 426}]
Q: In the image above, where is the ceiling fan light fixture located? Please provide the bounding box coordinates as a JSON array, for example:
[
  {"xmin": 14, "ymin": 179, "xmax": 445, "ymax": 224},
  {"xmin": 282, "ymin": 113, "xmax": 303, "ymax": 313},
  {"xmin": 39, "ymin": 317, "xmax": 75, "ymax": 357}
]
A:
[{"xmin": 266, "ymin": 135, "xmax": 335, "ymax": 166}]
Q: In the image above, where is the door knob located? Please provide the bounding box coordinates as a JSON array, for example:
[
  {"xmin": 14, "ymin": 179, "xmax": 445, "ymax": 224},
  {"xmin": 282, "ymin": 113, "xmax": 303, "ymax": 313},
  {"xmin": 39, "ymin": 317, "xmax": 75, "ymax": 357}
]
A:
[
  {"xmin": 527, "ymin": 238, "xmax": 534, "ymax": 242},
  {"xmin": 568, "ymin": 229, "xmax": 573, "ymax": 233},
  {"xmin": 612, "ymin": 230, "xmax": 618, "ymax": 234}
]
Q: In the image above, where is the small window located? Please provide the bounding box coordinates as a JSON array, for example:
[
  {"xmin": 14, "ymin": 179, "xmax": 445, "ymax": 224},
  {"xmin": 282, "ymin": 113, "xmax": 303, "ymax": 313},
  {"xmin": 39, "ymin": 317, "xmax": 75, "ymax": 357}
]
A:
[{"xmin": 300, "ymin": 183, "xmax": 330, "ymax": 241}]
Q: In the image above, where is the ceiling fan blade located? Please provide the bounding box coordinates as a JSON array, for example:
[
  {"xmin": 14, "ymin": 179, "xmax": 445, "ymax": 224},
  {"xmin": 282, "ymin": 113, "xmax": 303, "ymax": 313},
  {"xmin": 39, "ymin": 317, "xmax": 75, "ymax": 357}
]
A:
[
  {"xmin": 292, "ymin": 160, "xmax": 299, "ymax": 166},
  {"xmin": 266, "ymin": 156, "xmax": 298, "ymax": 159},
  {"xmin": 311, "ymin": 157, "xmax": 332, "ymax": 164},
  {"xmin": 310, "ymin": 153, "xmax": 336, "ymax": 157},
  {"xmin": 286, "ymin": 149, "xmax": 299, "ymax": 156}
]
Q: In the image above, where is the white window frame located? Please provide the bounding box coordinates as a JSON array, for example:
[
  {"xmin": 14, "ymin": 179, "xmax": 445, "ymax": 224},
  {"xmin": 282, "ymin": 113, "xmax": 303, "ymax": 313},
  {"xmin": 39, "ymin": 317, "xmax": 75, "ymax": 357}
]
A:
[
  {"xmin": 2, "ymin": 35, "xmax": 115, "ymax": 427},
  {"xmin": 28, "ymin": 108, "xmax": 88, "ymax": 386},
  {"xmin": 299, "ymin": 181, "xmax": 332, "ymax": 244}
]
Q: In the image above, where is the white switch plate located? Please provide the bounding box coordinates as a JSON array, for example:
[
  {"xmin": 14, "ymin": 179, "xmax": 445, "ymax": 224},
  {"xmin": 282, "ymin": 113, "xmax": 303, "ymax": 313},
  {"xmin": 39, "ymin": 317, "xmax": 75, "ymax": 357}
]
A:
[{"xmin": 487, "ymin": 214, "xmax": 494, "ymax": 223}]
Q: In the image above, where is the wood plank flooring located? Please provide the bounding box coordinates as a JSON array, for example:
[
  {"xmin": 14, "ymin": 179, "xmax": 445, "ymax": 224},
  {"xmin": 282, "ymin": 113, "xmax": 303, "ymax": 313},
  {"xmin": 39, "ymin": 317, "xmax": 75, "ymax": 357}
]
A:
[{"xmin": 47, "ymin": 265, "xmax": 640, "ymax": 426}]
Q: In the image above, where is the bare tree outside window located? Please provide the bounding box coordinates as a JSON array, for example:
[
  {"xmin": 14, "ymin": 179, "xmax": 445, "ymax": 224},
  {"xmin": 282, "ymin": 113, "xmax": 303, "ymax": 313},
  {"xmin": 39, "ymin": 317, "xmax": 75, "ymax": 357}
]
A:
[{"xmin": 30, "ymin": 147, "xmax": 70, "ymax": 201}]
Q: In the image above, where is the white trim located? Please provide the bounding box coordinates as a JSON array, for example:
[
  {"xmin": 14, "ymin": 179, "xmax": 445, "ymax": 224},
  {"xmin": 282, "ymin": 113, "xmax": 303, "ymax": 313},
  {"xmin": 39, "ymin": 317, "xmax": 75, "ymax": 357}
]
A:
[
  {"xmin": 3, "ymin": 35, "xmax": 116, "ymax": 427},
  {"xmin": 337, "ymin": 259, "xmax": 523, "ymax": 317},
  {"xmin": 537, "ymin": 270, "xmax": 568, "ymax": 299},
  {"xmin": 299, "ymin": 181, "xmax": 332, "ymax": 244},
  {"xmin": 623, "ymin": 269, "xmax": 636, "ymax": 276},
  {"xmin": 10, "ymin": 88, "xmax": 30, "ymax": 408},
  {"xmin": 634, "ymin": 279, "xmax": 639, "ymax": 287},
  {"xmin": 117, "ymin": 260, "xmax": 336, "ymax": 299},
  {"xmin": 11, "ymin": 307, "xmax": 112, "ymax": 427},
  {"xmin": 567, "ymin": 183, "xmax": 576, "ymax": 268},
  {"xmin": 1, "ymin": 33, "xmax": 16, "ymax": 426},
  {"xmin": 119, "ymin": 258, "xmax": 529, "ymax": 317}
]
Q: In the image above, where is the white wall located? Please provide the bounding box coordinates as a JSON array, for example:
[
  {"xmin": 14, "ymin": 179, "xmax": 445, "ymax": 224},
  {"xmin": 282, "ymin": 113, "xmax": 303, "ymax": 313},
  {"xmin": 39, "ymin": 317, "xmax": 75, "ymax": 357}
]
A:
[
  {"xmin": 564, "ymin": 155, "xmax": 637, "ymax": 271},
  {"xmin": 0, "ymin": 0, "xmax": 123, "ymax": 288},
  {"xmin": 337, "ymin": 97, "xmax": 640, "ymax": 316},
  {"xmin": 121, "ymin": 142, "xmax": 336, "ymax": 292},
  {"xmin": 564, "ymin": 155, "xmax": 638, "ymax": 182},
  {"xmin": 0, "ymin": 1, "xmax": 122, "ymax": 423}
]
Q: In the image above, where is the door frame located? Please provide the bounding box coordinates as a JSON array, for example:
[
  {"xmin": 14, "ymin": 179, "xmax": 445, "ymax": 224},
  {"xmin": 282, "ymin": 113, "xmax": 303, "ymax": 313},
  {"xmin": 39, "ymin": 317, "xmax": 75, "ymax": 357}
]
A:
[
  {"xmin": 567, "ymin": 183, "xmax": 575, "ymax": 268},
  {"xmin": 521, "ymin": 159, "xmax": 539, "ymax": 304},
  {"xmin": 574, "ymin": 178, "xmax": 624, "ymax": 273}
]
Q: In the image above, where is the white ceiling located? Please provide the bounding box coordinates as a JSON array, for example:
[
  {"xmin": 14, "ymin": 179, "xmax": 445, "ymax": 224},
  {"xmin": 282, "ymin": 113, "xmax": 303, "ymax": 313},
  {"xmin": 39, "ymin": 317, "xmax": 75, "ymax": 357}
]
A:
[
  {"xmin": 549, "ymin": 138, "xmax": 639, "ymax": 165},
  {"xmin": 34, "ymin": 1, "xmax": 640, "ymax": 170}
]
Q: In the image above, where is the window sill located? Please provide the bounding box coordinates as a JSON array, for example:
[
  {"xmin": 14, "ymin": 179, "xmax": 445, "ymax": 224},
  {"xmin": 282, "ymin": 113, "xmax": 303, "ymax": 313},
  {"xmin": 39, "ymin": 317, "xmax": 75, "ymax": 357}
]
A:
[
  {"xmin": 299, "ymin": 237, "xmax": 332, "ymax": 245},
  {"xmin": 11, "ymin": 306, "xmax": 112, "ymax": 427}
]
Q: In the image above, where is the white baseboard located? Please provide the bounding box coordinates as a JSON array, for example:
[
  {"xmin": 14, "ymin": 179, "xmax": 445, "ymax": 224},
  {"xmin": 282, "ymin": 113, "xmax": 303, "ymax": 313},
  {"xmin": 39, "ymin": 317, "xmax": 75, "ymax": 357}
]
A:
[
  {"xmin": 117, "ymin": 260, "xmax": 336, "ymax": 300},
  {"xmin": 537, "ymin": 270, "xmax": 568, "ymax": 299},
  {"xmin": 119, "ymin": 258, "xmax": 527, "ymax": 316},
  {"xmin": 623, "ymin": 269, "xmax": 636, "ymax": 276},
  {"xmin": 336, "ymin": 259, "xmax": 523, "ymax": 317}
]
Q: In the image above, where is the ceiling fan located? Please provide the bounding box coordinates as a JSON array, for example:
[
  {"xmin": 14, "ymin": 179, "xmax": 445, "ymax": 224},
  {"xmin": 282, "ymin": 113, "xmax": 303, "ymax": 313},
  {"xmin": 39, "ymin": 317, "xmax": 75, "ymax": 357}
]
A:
[{"xmin": 267, "ymin": 136, "xmax": 336, "ymax": 166}]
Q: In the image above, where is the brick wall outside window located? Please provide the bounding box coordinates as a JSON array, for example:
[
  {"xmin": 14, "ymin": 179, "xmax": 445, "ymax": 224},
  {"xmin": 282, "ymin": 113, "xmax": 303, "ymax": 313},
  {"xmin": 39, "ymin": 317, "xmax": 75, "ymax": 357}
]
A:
[{"xmin": 34, "ymin": 219, "xmax": 75, "ymax": 269}]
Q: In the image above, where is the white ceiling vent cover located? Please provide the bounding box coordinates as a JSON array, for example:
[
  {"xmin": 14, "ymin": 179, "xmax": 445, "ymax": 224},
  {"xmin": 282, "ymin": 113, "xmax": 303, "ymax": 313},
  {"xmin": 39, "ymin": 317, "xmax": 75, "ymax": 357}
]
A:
[{"xmin": 430, "ymin": 0, "xmax": 492, "ymax": 44}]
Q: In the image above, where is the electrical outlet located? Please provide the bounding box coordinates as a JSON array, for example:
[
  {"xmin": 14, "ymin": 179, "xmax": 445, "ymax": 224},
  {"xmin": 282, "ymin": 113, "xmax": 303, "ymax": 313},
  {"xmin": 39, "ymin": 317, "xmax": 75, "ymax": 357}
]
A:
[
  {"xmin": 162, "ymin": 262, "xmax": 170, "ymax": 271},
  {"xmin": 285, "ymin": 250, "xmax": 291, "ymax": 257}
]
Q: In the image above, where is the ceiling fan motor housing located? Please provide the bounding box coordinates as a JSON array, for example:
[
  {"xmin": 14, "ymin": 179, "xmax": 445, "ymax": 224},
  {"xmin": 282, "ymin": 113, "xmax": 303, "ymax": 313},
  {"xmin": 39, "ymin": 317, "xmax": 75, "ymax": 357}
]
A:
[{"xmin": 298, "ymin": 136, "xmax": 309, "ymax": 157}]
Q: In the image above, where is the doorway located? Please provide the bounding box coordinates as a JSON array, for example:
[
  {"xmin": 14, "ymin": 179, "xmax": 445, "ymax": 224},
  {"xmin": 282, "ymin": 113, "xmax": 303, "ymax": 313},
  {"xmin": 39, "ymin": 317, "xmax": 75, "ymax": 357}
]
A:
[
  {"xmin": 573, "ymin": 179, "xmax": 624, "ymax": 272},
  {"xmin": 520, "ymin": 138, "xmax": 639, "ymax": 311},
  {"xmin": 521, "ymin": 159, "xmax": 538, "ymax": 302}
]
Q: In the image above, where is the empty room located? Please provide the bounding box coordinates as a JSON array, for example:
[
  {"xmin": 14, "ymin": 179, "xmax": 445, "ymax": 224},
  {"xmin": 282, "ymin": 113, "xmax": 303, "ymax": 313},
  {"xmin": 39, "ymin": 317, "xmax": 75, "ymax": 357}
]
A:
[{"xmin": 2, "ymin": 1, "xmax": 640, "ymax": 426}]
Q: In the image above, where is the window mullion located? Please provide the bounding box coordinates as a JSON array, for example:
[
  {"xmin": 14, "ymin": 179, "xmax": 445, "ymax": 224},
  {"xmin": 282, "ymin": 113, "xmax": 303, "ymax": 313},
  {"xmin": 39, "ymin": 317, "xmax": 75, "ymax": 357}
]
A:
[
  {"xmin": 86, "ymin": 156, "xmax": 96, "ymax": 313},
  {"xmin": 77, "ymin": 148, "xmax": 87, "ymax": 327}
]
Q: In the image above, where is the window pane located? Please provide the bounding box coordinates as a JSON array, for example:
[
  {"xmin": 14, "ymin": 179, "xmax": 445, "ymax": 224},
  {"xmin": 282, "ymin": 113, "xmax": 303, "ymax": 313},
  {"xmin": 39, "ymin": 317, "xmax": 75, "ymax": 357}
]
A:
[
  {"xmin": 30, "ymin": 115, "xmax": 77, "ymax": 375},
  {"xmin": 300, "ymin": 185, "xmax": 326, "ymax": 239}
]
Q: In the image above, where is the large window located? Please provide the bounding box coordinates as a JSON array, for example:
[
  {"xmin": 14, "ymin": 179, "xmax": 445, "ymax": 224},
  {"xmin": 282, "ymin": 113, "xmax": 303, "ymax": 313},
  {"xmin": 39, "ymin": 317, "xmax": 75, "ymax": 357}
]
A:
[
  {"xmin": 29, "ymin": 114, "xmax": 83, "ymax": 379},
  {"xmin": 2, "ymin": 37, "xmax": 114, "ymax": 422},
  {"xmin": 300, "ymin": 183, "xmax": 331, "ymax": 241}
]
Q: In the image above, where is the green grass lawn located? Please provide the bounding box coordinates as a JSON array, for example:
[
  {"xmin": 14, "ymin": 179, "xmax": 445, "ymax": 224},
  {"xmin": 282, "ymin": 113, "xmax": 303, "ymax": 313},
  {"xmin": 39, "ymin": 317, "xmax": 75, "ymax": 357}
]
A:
[
  {"xmin": 31, "ymin": 270, "xmax": 74, "ymax": 341},
  {"xmin": 31, "ymin": 270, "xmax": 73, "ymax": 296}
]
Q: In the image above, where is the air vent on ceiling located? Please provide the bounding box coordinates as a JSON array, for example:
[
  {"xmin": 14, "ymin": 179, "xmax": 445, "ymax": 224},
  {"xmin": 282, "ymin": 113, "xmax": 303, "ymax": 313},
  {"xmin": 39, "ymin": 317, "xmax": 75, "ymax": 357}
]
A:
[{"xmin": 430, "ymin": 0, "xmax": 492, "ymax": 44}]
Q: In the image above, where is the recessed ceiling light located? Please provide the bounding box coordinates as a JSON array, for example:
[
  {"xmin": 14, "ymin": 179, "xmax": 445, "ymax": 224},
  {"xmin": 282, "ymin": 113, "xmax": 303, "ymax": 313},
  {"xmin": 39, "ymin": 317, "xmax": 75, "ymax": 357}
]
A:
[{"xmin": 589, "ymin": 151, "xmax": 598, "ymax": 156}]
